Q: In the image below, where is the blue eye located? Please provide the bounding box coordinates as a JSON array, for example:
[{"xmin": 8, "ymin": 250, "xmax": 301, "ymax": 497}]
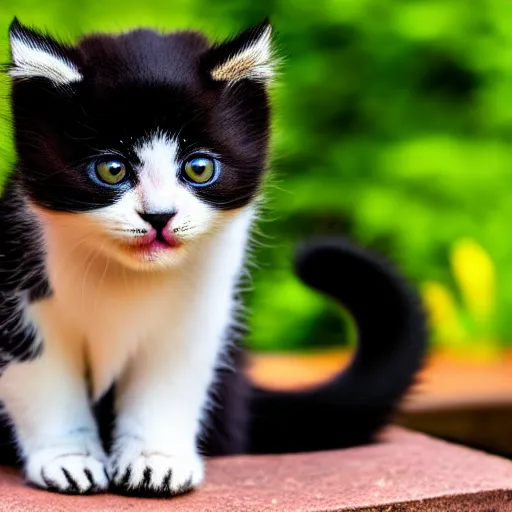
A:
[{"xmin": 182, "ymin": 157, "xmax": 218, "ymax": 185}]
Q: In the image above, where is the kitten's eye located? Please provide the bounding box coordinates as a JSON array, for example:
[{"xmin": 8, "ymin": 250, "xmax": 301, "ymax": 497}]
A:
[
  {"xmin": 96, "ymin": 160, "xmax": 127, "ymax": 185},
  {"xmin": 183, "ymin": 157, "xmax": 217, "ymax": 185}
]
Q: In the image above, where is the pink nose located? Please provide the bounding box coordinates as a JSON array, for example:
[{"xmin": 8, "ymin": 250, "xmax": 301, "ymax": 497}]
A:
[{"xmin": 138, "ymin": 211, "xmax": 176, "ymax": 231}]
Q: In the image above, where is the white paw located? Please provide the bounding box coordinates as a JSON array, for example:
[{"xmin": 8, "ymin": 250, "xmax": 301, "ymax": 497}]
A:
[
  {"xmin": 24, "ymin": 435, "xmax": 109, "ymax": 494},
  {"xmin": 110, "ymin": 438, "xmax": 204, "ymax": 496}
]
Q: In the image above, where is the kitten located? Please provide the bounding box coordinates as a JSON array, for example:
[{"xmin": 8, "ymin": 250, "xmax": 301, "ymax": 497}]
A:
[{"xmin": 0, "ymin": 18, "xmax": 427, "ymax": 497}]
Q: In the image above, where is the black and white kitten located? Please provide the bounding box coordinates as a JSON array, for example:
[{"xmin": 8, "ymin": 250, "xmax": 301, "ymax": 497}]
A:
[{"xmin": 0, "ymin": 18, "xmax": 426, "ymax": 497}]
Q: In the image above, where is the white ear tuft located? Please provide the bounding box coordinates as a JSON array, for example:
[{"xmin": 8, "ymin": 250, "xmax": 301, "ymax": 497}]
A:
[
  {"xmin": 208, "ymin": 21, "xmax": 276, "ymax": 83},
  {"xmin": 8, "ymin": 18, "xmax": 82, "ymax": 85}
]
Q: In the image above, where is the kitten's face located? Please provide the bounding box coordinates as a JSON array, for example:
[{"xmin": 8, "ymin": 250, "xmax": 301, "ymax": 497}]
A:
[{"xmin": 8, "ymin": 20, "xmax": 274, "ymax": 270}]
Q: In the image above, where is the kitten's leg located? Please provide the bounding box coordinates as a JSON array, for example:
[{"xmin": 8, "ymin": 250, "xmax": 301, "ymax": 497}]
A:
[
  {"xmin": 0, "ymin": 304, "xmax": 108, "ymax": 494},
  {"xmin": 110, "ymin": 331, "xmax": 223, "ymax": 496}
]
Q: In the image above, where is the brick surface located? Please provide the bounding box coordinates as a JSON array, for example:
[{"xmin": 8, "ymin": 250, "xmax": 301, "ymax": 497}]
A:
[{"xmin": 1, "ymin": 428, "xmax": 512, "ymax": 511}]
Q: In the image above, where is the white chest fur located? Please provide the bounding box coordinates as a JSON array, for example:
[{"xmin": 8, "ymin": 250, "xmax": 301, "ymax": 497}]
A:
[{"xmin": 31, "ymin": 208, "xmax": 253, "ymax": 399}]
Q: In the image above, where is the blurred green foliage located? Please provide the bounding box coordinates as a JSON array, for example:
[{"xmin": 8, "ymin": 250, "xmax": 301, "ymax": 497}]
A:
[{"xmin": 1, "ymin": 0, "xmax": 512, "ymax": 353}]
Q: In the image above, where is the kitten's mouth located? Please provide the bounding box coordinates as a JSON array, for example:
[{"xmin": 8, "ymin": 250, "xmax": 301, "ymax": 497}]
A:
[{"xmin": 124, "ymin": 229, "xmax": 181, "ymax": 256}]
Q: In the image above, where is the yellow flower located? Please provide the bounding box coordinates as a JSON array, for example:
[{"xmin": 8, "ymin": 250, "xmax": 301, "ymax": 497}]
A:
[
  {"xmin": 421, "ymin": 280, "xmax": 465, "ymax": 345},
  {"xmin": 450, "ymin": 238, "xmax": 495, "ymax": 323}
]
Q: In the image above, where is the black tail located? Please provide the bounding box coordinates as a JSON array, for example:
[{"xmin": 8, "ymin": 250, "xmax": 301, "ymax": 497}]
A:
[{"xmin": 248, "ymin": 237, "xmax": 428, "ymax": 454}]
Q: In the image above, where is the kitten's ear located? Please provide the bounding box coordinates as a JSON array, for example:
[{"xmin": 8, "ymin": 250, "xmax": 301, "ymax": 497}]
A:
[
  {"xmin": 8, "ymin": 17, "xmax": 82, "ymax": 85},
  {"xmin": 203, "ymin": 19, "xmax": 276, "ymax": 84}
]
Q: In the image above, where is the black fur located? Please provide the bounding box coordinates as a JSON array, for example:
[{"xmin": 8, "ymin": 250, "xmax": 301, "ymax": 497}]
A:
[
  {"xmin": 0, "ymin": 19, "xmax": 427, "ymax": 469},
  {"xmin": 0, "ymin": 180, "xmax": 48, "ymax": 372},
  {"xmin": 246, "ymin": 238, "xmax": 427, "ymax": 453},
  {"xmin": 9, "ymin": 20, "xmax": 270, "ymax": 213}
]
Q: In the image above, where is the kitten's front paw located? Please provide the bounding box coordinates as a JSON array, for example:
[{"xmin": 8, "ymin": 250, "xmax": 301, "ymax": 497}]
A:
[
  {"xmin": 25, "ymin": 445, "xmax": 109, "ymax": 494},
  {"xmin": 110, "ymin": 439, "xmax": 204, "ymax": 496}
]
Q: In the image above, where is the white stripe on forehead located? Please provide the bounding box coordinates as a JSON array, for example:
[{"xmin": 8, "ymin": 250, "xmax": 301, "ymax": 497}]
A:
[
  {"xmin": 135, "ymin": 132, "xmax": 179, "ymax": 177},
  {"xmin": 134, "ymin": 133, "xmax": 181, "ymax": 213}
]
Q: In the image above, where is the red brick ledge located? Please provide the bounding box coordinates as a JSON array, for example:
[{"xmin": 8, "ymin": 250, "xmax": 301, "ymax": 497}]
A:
[{"xmin": 1, "ymin": 428, "xmax": 512, "ymax": 511}]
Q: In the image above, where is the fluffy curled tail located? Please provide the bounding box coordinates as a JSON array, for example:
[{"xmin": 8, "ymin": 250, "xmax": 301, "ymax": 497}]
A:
[{"xmin": 248, "ymin": 237, "xmax": 427, "ymax": 454}]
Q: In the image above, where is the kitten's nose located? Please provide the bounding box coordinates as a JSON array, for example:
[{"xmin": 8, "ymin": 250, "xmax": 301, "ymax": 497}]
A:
[{"xmin": 139, "ymin": 211, "xmax": 176, "ymax": 231}]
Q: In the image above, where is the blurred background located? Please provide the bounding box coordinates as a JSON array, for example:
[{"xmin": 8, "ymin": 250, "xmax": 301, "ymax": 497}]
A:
[{"xmin": 0, "ymin": 0, "xmax": 511, "ymax": 360}]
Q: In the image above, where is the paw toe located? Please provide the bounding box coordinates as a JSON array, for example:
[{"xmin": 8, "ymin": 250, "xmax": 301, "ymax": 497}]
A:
[
  {"xmin": 27, "ymin": 453, "xmax": 109, "ymax": 494},
  {"xmin": 110, "ymin": 450, "xmax": 203, "ymax": 496}
]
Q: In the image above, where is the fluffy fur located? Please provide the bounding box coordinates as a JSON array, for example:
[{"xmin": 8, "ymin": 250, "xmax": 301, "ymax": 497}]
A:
[{"xmin": 0, "ymin": 18, "xmax": 427, "ymax": 498}]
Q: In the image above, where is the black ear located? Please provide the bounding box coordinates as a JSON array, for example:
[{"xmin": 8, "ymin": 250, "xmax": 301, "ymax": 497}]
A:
[
  {"xmin": 202, "ymin": 19, "xmax": 276, "ymax": 84},
  {"xmin": 8, "ymin": 17, "xmax": 82, "ymax": 84}
]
